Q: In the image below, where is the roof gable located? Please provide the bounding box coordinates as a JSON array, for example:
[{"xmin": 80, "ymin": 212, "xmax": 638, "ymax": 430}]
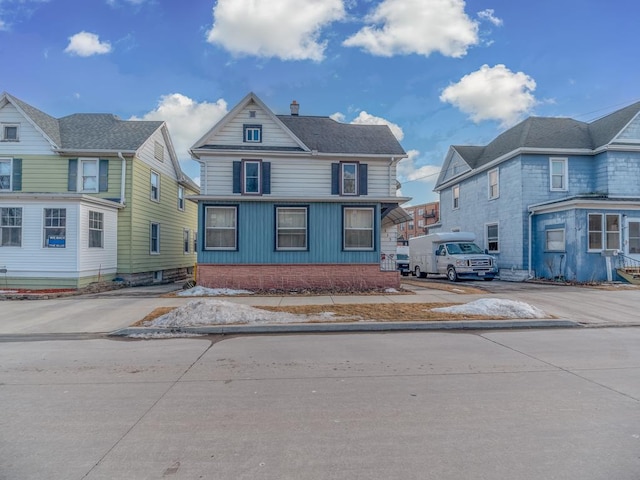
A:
[{"xmin": 1, "ymin": 92, "xmax": 61, "ymax": 147}]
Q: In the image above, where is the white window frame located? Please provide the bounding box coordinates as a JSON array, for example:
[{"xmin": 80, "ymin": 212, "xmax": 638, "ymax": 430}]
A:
[
  {"xmin": 545, "ymin": 228, "xmax": 565, "ymax": 252},
  {"xmin": 89, "ymin": 211, "xmax": 104, "ymax": 248},
  {"xmin": 588, "ymin": 213, "xmax": 621, "ymax": 252},
  {"xmin": 43, "ymin": 208, "xmax": 66, "ymax": 248},
  {"xmin": 244, "ymin": 124, "xmax": 262, "ymax": 143},
  {"xmin": 276, "ymin": 207, "xmax": 308, "ymax": 251},
  {"xmin": 341, "ymin": 162, "xmax": 358, "ymax": 196},
  {"xmin": 178, "ymin": 186, "xmax": 185, "ymax": 211},
  {"xmin": 150, "ymin": 170, "xmax": 160, "ymax": 202},
  {"xmin": 1, "ymin": 124, "xmax": 19, "ymax": 142},
  {"xmin": 485, "ymin": 222, "xmax": 499, "ymax": 253},
  {"xmin": 549, "ymin": 158, "xmax": 568, "ymax": 192},
  {"xmin": 0, "ymin": 158, "xmax": 12, "ymax": 191},
  {"xmin": 0, "ymin": 207, "xmax": 22, "ymax": 247},
  {"xmin": 150, "ymin": 222, "xmax": 160, "ymax": 254},
  {"xmin": 452, "ymin": 185, "xmax": 460, "ymax": 210},
  {"xmin": 205, "ymin": 206, "xmax": 237, "ymax": 250},
  {"xmin": 183, "ymin": 228, "xmax": 190, "ymax": 254},
  {"xmin": 79, "ymin": 158, "xmax": 99, "ymax": 193},
  {"xmin": 488, "ymin": 168, "xmax": 499, "ymax": 199},
  {"xmin": 242, "ymin": 160, "xmax": 261, "ymax": 195},
  {"xmin": 343, "ymin": 207, "xmax": 374, "ymax": 251}
]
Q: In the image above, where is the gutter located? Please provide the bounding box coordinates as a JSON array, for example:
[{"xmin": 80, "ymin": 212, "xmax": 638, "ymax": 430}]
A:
[
  {"xmin": 118, "ymin": 152, "xmax": 126, "ymax": 205},
  {"xmin": 528, "ymin": 210, "xmax": 534, "ymax": 279}
]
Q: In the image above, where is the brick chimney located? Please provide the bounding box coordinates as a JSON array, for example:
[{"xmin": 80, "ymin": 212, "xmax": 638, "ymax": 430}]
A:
[{"xmin": 290, "ymin": 100, "xmax": 299, "ymax": 116}]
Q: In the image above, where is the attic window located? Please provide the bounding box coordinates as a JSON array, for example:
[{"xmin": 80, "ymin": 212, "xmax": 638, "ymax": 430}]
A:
[
  {"xmin": 243, "ymin": 124, "xmax": 262, "ymax": 143},
  {"xmin": 154, "ymin": 141, "xmax": 164, "ymax": 162},
  {"xmin": 2, "ymin": 124, "xmax": 19, "ymax": 142},
  {"xmin": 249, "ymin": 110, "xmax": 256, "ymax": 118}
]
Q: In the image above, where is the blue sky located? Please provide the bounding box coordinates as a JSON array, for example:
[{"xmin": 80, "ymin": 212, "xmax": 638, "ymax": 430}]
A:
[{"xmin": 1, "ymin": 0, "xmax": 639, "ymax": 205}]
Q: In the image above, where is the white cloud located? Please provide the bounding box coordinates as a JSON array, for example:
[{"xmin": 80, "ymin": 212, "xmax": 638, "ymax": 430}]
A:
[
  {"xmin": 343, "ymin": 0, "xmax": 478, "ymax": 58},
  {"xmin": 439, "ymin": 64, "xmax": 537, "ymax": 127},
  {"xmin": 477, "ymin": 9, "xmax": 503, "ymax": 26},
  {"xmin": 130, "ymin": 93, "xmax": 228, "ymax": 161},
  {"xmin": 331, "ymin": 110, "xmax": 404, "ymax": 141},
  {"xmin": 207, "ymin": 0, "xmax": 346, "ymax": 61},
  {"xmin": 64, "ymin": 31, "xmax": 112, "ymax": 57},
  {"xmin": 0, "ymin": 18, "xmax": 7, "ymax": 31},
  {"xmin": 397, "ymin": 149, "xmax": 441, "ymax": 184},
  {"xmin": 329, "ymin": 112, "xmax": 346, "ymax": 122}
]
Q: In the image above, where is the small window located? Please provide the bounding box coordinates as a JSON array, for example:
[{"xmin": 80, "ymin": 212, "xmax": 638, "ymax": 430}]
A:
[
  {"xmin": 2, "ymin": 124, "xmax": 19, "ymax": 142},
  {"xmin": 605, "ymin": 214, "xmax": 620, "ymax": 250},
  {"xmin": 452, "ymin": 185, "xmax": 460, "ymax": 209},
  {"xmin": 0, "ymin": 159, "xmax": 12, "ymax": 191},
  {"xmin": 545, "ymin": 228, "xmax": 565, "ymax": 252},
  {"xmin": 488, "ymin": 168, "xmax": 499, "ymax": 199},
  {"xmin": 486, "ymin": 223, "xmax": 499, "ymax": 252},
  {"xmin": 178, "ymin": 186, "xmax": 185, "ymax": 211},
  {"xmin": 0, "ymin": 207, "xmax": 22, "ymax": 247},
  {"xmin": 243, "ymin": 160, "xmax": 261, "ymax": 194},
  {"xmin": 276, "ymin": 207, "xmax": 307, "ymax": 250},
  {"xmin": 43, "ymin": 208, "xmax": 66, "ymax": 248},
  {"xmin": 193, "ymin": 230, "xmax": 198, "ymax": 252},
  {"xmin": 80, "ymin": 159, "xmax": 98, "ymax": 192},
  {"xmin": 89, "ymin": 211, "xmax": 104, "ymax": 248},
  {"xmin": 183, "ymin": 228, "xmax": 190, "ymax": 254},
  {"xmin": 249, "ymin": 110, "xmax": 256, "ymax": 118},
  {"xmin": 150, "ymin": 171, "xmax": 160, "ymax": 201},
  {"xmin": 205, "ymin": 206, "xmax": 237, "ymax": 250},
  {"xmin": 154, "ymin": 141, "xmax": 164, "ymax": 162},
  {"xmin": 588, "ymin": 213, "xmax": 603, "ymax": 250},
  {"xmin": 550, "ymin": 158, "xmax": 568, "ymax": 191},
  {"xmin": 153, "ymin": 270, "xmax": 163, "ymax": 282},
  {"xmin": 341, "ymin": 163, "xmax": 358, "ymax": 195},
  {"xmin": 243, "ymin": 124, "xmax": 262, "ymax": 143},
  {"xmin": 150, "ymin": 222, "xmax": 160, "ymax": 254},
  {"xmin": 344, "ymin": 207, "xmax": 374, "ymax": 250}
]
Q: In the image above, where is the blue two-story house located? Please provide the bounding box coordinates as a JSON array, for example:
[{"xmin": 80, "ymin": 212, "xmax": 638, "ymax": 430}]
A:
[
  {"xmin": 432, "ymin": 101, "xmax": 640, "ymax": 283},
  {"xmin": 189, "ymin": 92, "xmax": 410, "ymax": 290}
]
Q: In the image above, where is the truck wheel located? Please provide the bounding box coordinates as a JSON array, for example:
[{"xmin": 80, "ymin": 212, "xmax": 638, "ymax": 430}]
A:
[
  {"xmin": 414, "ymin": 266, "xmax": 426, "ymax": 278},
  {"xmin": 483, "ymin": 277, "xmax": 494, "ymax": 281},
  {"xmin": 447, "ymin": 267, "xmax": 458, "ymax": 282}
]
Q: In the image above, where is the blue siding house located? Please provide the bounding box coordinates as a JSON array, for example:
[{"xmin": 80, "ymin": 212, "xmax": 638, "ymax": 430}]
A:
[
  {"xmin": 432, "ymin": 101, "xmax": 640, "ymax": 283},
  {"xmin": 189, "ymin": 93, "xmax": 410, "ymax": 290}
]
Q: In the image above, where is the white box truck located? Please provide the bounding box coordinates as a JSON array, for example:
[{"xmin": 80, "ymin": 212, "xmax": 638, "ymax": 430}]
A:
[
  {"xmin": 396, "ymin": 245, "xmax": 410, "ymax": 276},
  {"xmin": 409, "ymin": 232, "xmax": 498, "ymax": 282}
]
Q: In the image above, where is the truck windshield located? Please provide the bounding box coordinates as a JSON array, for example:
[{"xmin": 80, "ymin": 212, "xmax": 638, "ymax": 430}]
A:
[
  {"xmin": 445, "ymin": 242, "xmax": 484, "ymax": 254},
  {"xmin": 397, "ymin": 254, "xmax": 409, "ymax": 260}
]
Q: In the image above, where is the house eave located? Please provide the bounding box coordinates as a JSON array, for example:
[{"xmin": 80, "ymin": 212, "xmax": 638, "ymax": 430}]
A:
[
  {"xmin": 190, "ymin": 148, "xmax": 406, "ymax": 160},
  {"xmin": 0, "ymin": 193, "xmax": 126, "ymax": 209},
  {"xmin": 54, "ymin": 149, "xmax": 137, "ymax": 156},
  {"xmin": 528, "ymin": 196, "xmax": 640, "ymax": 214},
  {"xmin": 188, "ymin": 195, "xmax": 411, "ymax": 204}
]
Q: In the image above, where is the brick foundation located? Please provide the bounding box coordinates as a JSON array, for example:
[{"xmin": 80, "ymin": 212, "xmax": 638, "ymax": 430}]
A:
[{"xmin": 197, "ymin": 264, "xmax": 400, "ymax": 291}]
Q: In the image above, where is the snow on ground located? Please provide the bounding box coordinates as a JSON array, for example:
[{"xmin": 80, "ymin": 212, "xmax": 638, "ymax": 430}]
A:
[
  {"xmin": 177, "ymin": 286, "xmax": 254, "ymax": 297},
  {"xmin": 430, "ymin": 298, "xmax": 547, "ymax": 319}
]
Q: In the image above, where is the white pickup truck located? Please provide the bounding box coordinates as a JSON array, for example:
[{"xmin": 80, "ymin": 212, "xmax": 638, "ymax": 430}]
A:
[{"xmin": 409, "ymin": 232, "xmax": 498, "ymax": 282}]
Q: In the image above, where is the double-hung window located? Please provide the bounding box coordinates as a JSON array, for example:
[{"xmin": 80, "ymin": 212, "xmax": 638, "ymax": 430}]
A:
[
  {"xmin": 243, "ymin": 124, "xmax": 262, "ymax": 143},
  {"xmin": 341, "ymin": 163, "xmax": 358, "ymax": 195},
  {"xmin": 486, "ymin": 223, "xmax": 499, "ymax": 252},
  {"xmin": 183, "ymin": 229, "xmax": 190, "ymax": 254},
  {"xmin": 545, "ymin": 228, "xmax": 565, "ymax": 252},
  {"xmin": 178, "ymin": 186, "xmax": 185, "ymax": 211},
  {"xmin": 205, "ymin": 206, "xmax": 237, "ymax": 250},
  {"xmin": 588, "ymin": 213, "xmax": 620, "ymax": 251},
  {"xmin": 243, "ymin": 160, "xmax": 261, "ymax": 194},
  {"xmin": 89, "ymin": 211, "xmax": 104, "ymax": 248},
  {"xmin": 0, "ymin": 158, "xmax": 12, "ymax": 191},
  {"xmin": 452, "ymin": 185, "xmax": 460, "ymax": 209},
  {"xmin": 150, "ymin": 171, "xmax": 160, "ymax": 201},
  {"xmin": 44, "ymin": 208, "xmax": 66, "ymax": 248},
  {"xmin": 550, "ymin": 158, "xmax": 568, "ymax": 191},
  {"xmin": 150, "ymin": 222, "xmax": 160, "ymax": 254},
  {"xmin": 488, "ymin": 168, "xmax": 499, "ymax": 199},
  {"xmin": 2, "ymin": 124, "xmax": 19, "ymax": 142},
  {"xmin": 0, "ymin": 207, "xmax": 22, "ymax": 247},
  {"xmin": 344, "ymin": 207, "xmax": 374, "ymax": 250},
  {"xmin": 81, "ymin": 159, "xmax": 98, "ymax": 192},
  {"xmin": 276, "ymin": 207, "xmax": 307, "ymax": 250}
]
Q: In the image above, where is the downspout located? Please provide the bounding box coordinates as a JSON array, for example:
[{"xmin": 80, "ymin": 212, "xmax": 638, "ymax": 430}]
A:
[
  {"xmin": 388, "ymin": 157, "xmax": 395, "ymax": 196},
  {"xmin": 118, "ymin": 152, "xmax": 126, "ymax": 205},
  {"xmin": 528, "ymin": 209, "xmax": 534, "ymax": 279}
]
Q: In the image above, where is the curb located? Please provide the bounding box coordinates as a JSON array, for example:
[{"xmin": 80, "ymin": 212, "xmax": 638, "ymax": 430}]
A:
[{"xmin": 110, "ymin": 319, "xmax": 580, "ymax": 336}]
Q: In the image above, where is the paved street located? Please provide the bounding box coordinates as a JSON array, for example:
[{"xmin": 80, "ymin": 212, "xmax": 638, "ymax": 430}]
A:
[{"xmin": 2, "ymin": 329, "xmax": 640, "ymax": 479}]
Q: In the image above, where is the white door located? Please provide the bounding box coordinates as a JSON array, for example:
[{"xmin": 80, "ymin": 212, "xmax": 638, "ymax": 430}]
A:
[{"xmin": 625, "ymin": 218, "xmax": 640, "ymax": 261}]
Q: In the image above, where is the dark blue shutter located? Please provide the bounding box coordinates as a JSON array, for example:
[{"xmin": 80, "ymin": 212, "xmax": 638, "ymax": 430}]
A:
[
  {"xmin": 12, "ymin": 158, "xmax": 22, "ymax": 191},
  {"xmin": 358, "ymin": 163, "xmax": 368, "ymax": 196},
  {"xmin": 232, "ymin": 161, "xmax": 241, "ymax": 193},
  {"xmin": 68, "ymin": 159, "xmax": 78, "ymax": 191},
  {"xmin": 262, "ymin": 162, "xmax": 271, "ymax": 194},
  {"xmin": 99, "ymin": 159, "xmax": 109, "ymax": 192},
  {"xmin": 331, "ymin": 163, "xmax": 339, "ymax": 195}
]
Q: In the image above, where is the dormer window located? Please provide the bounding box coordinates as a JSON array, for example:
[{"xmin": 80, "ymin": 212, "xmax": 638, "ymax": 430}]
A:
[
  {"xmin": 2, "ymin": 124, "xmax": 19, "ymax": 142},
  {"xmin": 243, "ymin": 124, "xmax": 262, "ymax": 143}
]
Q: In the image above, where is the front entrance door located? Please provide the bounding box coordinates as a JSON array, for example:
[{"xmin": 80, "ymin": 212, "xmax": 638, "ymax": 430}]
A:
[{"xmin": 625, "ymin": 219, "xmax": 640, "ymax": 261}]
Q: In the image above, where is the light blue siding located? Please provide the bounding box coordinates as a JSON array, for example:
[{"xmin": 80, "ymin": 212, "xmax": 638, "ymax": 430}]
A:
[
  {"xmin": 197, "ymin": 201, "xmax": 380, "ymax": 264},
  {"xmin": 594, "ymin": 151, "xmax": 640, "ymax": 196}
]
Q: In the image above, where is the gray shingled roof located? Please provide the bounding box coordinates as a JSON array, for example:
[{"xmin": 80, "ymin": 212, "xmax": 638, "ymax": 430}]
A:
[
  {"xmin": 5, "ymin": 93, "xmax": 162, "ymax": 151},
  {"xmin": 453, "ymin": 101, "xmax": 640, "ymax": 169},
  {"xmin": 277, "ymin": 115, "xmax": 406, "ymax": 155}
]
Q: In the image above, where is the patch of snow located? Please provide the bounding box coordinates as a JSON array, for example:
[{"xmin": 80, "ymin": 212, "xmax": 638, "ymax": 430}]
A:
[
  {"xmin": 177, "ymin": 286, "xmax": 254, "ymax": 297},
  {"xmin": 385, "ymin": 288, "xmax": 399, "ymax": 293},
  {"xmin": 430, "ymin": 298, "xmax": 547, "ymax": 319},
  {"xmin": 146, "ymin": 299, "xmax": 306, "ymax": 327},
  {"xmin": 0, "ymin": 290, "xmax": 18, "ymax": 294},
  {"xmin": 128, "ymin": 332, "xmax": 205, "ymax": 339}
]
